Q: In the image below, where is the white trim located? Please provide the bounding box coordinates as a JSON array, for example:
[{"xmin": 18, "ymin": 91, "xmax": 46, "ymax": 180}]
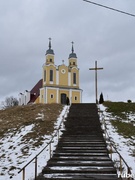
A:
[
  {"xmin": 80, "ymin": 90, "xmax": 82, "ymax": 103},
  {"xmin": 45, "ymin": 87, "xmax": 59, "ymax": 90},
  {"xmin": 57, "ymin": 89, "xmax": 59, "ymax": 103},
  {"xmin": 46, "ymin": 54, "xmax": 54, "ymax": 56},
  {"xmin": 69, "ymin": 89, "xmax": 72, "ymax": 104},
  {"xmin": 61, "ymin": 69, "xmax": 66, "ymax": 74},
  {"xmin": 45, "ymin": 87, "xmax": 48, "ymax": 103},
  {"xmin": 68, "ymin": 57, "xmax": 77, "ymax": 60},
  {"xmin": 71, "ymin": 66, "xmax": 79, "ymax": 70},
  {"xmin": 68, "ymin": 72, "xmax": 71, "ymax": 86},
  {"xmin": 56, "ymin": 70, "xmax": 59, "ymax": 85}
]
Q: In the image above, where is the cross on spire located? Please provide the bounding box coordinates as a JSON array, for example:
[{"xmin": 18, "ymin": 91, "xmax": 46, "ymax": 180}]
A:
[
  {"xmin": 49, "ymin": 37, "xmax": 52, "ymax": 49},
  {"xmin": 71, "ymin": 41, "xmax": 74, "ymax": 53},
  {"xmin": 89, "ymin": 61, "xmax": 103, "ymax": 104}
]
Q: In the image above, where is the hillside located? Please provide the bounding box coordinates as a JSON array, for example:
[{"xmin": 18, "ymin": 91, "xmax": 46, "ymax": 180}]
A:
[
  {"xmin": 101, "ymin": 101, "xmax": 135, "ymax": 175},
  {"xmin": 0, "ymin": 103, "xmax": 64, "ymax": 179},
  {"xmin": 103, "ymin": 101, "xmax": 135, "ymax": 140},
  {"xmin": 0, "ymin": 102, "xmax": 135, "ymax": 179}
]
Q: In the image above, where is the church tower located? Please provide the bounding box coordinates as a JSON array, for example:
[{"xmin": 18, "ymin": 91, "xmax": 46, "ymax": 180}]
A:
[
  {"xmin": 68, "ymin": 42, "xmax": 79, "ymax": 88},
  {"xmin": 45, "ymin": 38, "xmax": 55, "ymax": 65},
  {"xmin": 40, "ymin": 39, "xmax": 82, "ymax": 104},
  {"xmin": 69, "ymin": 42, "xmax": 77, "ymax": 68}
]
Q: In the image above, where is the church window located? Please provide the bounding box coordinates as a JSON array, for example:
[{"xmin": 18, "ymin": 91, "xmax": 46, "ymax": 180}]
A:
[
  {"xmin": 75, "ymin": 96, "xmax": 77, "ymax": 100},
  {"xmin": 73, "ymin": 62, "xmax": 75, "ymax": 65},
  {"xmin": 50, "ymin": 70, "xmax": 53, "ymax": 81},
  {"xmin": 50, "ymin": 59, "xmax": 52, "ymax": 62},
  {"xmin": 73, "ymin": 73, "xmax": 76, "ymax": 84},
  {"xmin": 51, "ymin": 94, "xmax": 54, "ymax": 98},
  {"xmin": 44, "ymin": 70, "xmax": 46, "ymax": 81}
]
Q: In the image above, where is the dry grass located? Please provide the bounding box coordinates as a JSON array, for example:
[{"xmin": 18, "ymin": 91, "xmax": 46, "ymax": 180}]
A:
[{"xmin": 0, "ymin": 103, "xmax": 63, "ymax": 147}]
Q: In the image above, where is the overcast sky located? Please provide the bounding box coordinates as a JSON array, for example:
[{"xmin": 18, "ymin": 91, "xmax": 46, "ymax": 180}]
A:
[{"xmin": 0, "ymin": 0, "xmax": 135, "ymax": 103}]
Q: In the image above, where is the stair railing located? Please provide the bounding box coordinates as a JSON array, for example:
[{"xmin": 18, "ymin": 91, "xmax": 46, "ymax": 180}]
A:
[
  {"xmin": 98, "ymin": 109, "xmax": 134, "ymax": 180},
  {"xmin": 11, "ymin": 106, "xmax": 69, "ymax": 180}
]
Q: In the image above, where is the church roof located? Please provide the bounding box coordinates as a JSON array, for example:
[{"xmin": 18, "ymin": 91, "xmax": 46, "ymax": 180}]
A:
[
  {"xmin": 69, "ymin": 42, "xmax": 77, "ymax": 59},
  {"xmin": 46, "ymin": 38, "xmax": 54, "ymax": 55},
  {"xmin": 28, "ymin": 79, "xmax": 43, "ymax": 103}
]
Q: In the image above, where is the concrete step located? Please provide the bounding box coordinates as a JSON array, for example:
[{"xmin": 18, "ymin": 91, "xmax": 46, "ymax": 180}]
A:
[
  {"xmin": 37, "ymin": 103, "xmax": 118, "ymax": 179},
  {"xmin": 47, "ymin": 160, "xmax": 114, "ymax": 167},
  {"xmin": 39, "ymin": 173, "xmax": 118, "ymax": 180},
  {"xmin": 42, "ymin": 166, "xmax": 117, "ymax": 174}
]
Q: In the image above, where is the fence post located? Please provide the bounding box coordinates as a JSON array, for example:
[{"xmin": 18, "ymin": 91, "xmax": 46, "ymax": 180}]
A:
[
  {"xmin": 22, "ymin": 168, "xmax": 25, "ymax": 180},
  {"xmin": 127, "ymin": 167, "xmax": 132, "ymax": 180},
  {"xmin": 35, "ymin": 157, "xmax": 37, "ymax": 180},
  {"xmin": 49, "ymin": 142, "xmax": 51, "ymax": 159},
  {"xmin": 119, "ymin": 155, "xmax": 122, "ymax": 175},
  {"xmin": 58, "ymin": 129, "xmax": 59, "ymax": 140},
  {"xmin": 110, "ymin": 143, "xmax": 113, "ymax": 159}
]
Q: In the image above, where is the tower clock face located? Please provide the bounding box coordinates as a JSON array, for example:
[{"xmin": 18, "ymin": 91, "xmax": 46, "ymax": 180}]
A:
[{"xmin": 61, "ymin": 69, "xmax": 66, "ymax": 74}]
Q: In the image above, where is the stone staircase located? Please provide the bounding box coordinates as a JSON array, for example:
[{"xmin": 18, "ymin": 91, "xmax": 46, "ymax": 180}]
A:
[{"xmin": 37, "ymin": 103, "xmax": 118, "ymax": 180}]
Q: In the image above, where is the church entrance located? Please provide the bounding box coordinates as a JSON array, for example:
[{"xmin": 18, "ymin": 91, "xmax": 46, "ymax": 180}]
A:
[{"xmin": 61, "ymin": 93, "xmax": 67, "ymax": 104}]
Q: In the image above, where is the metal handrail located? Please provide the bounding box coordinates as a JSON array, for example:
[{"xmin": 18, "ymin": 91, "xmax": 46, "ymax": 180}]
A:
[
  {"xmin": 10, "ymin": 106, "xmax": 69, "ymax": 180},
  {"xmin": 99, "ymin": 109, "xmax": 133, "ymax": 180}
]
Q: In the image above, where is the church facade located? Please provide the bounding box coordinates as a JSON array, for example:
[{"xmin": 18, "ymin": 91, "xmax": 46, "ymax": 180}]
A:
[{"xmin": 19, "ymin": 39, "xmax": 82, "ymax": 105}]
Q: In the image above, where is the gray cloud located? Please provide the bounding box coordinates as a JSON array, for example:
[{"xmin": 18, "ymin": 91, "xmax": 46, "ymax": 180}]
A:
[{"xmin": 0, "ymin": 0, "xmax": 135, "ymax": 102}]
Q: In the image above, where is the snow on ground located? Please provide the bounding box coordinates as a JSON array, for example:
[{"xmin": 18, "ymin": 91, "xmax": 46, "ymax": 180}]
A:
[
  {"xmin": 1, "ymin": 104, "xmax": 135, "ymax": 179},
  {"xmin": 0, "ymin": 105, "xmax": 69, "ymax": 180},
  {"xmin": 99, "ymin": 105, "xmax": 135, "ymax": 178}
]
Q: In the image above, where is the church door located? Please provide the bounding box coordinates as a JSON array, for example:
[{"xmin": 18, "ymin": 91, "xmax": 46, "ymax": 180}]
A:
[{"xmin": 61, "ymin": 93, "xmax": 67, "ymax": 104}]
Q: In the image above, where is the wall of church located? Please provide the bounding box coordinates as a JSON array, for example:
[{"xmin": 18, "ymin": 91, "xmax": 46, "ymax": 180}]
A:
[
  {"xmin": 40, "ymin": 88, "xmax": 45, "ymax": 103},
  {"xmin": 43, "ymin": 64, "xmax": 57, "ymax": 86},
  {"xmin": 46, "ymin": 54, "xmax": 54, "ymax": 65},
  {"xmin": 47, "ymin": 88, "xmax": 57, "ymax": 103},
  {"xmin": 72, "ymin": 91, "xmax": 81, "ymax": 103},
  {"xmin": 71, "ymin": 67, "xmax": 79, "ymax": 88},
  {"xmin": 58, "ymin": 65, "xmax": 68, "ymax": 87}
]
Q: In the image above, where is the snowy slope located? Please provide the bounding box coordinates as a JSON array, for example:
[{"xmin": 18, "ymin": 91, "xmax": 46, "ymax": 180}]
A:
[
  {"xmin": 99, "ymin": 104, "xmax": 135, "ymax": 178},
  {"xmin": 0, "ymin": 106, "xmax": 69, "ymax": 180}
]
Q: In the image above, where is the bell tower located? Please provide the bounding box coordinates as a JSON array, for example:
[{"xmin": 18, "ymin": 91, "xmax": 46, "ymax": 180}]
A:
[
  {"xmin": 45, "ymin": 38, "xmax": 55, "ymax": 65},
  {"xmin": 68, "ymin": 42, "xmax": 77, "ymax": 68}
]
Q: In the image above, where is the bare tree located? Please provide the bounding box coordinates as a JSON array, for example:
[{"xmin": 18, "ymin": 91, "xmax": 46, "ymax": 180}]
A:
[{"xmin": 1, "ymin": 96, "xmax": 19, "ymax": 109}]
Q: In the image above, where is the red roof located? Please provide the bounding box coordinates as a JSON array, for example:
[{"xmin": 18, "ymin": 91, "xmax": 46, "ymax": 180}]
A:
[{"xmin": 28, "ymin": 79, "xmax": 43, "ymax": 103}]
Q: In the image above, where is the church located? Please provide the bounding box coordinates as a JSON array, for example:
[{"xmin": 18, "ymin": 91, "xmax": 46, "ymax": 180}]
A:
[{"xmin": 19, "ymin": 39, "xmax": 82, "ymax": 105}]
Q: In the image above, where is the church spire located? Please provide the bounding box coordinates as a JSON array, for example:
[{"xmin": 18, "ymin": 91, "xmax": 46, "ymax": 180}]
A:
[
  {"xmin": 46, "ymin": 37, "xmax": 54, "ymax": 55},
  {"xmin": 69, "ymin": 41, "xmax": 77, "ymax": 59},
  {"xmin": 71, "ymin": 41, "xmax": 74, "ymax": 53},
  {"xmin": 49, "ymin": 37, "xmax": 51, "ymax": 49}
]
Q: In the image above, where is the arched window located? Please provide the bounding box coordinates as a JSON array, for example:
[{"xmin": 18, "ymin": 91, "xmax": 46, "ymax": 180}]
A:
[
  {"xmin": 73, "ymin": 73, "xmax": 76, "ymax": 84},
  {"xmin": 44, "ymin": 70, "xmax": 46, "ymax": 81},
  {"xmin": 50, "ymin": 69, "xmax": 53, "ymax": 81},
  {"xmin": 50, "ymin": 94, "xmax": 54, "ymax": 99}
]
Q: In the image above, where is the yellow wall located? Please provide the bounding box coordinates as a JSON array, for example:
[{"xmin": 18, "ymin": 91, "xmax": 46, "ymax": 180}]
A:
[
  {"xmin": 40, "ymin": 88, "xmax": 45, "ymax": 103},
  {"xmin": 35, "ymin": 96, "xmax": 40, "ymax": 103},
  {"xmin": 69, "ymin": 58, "xmax": 77, "ymax": 67},
  {"xmin": 72, "ymin": 91, "xmax": 81, "ymax": 103},
  {"xmin": 47, "ymin": 89, "xmax": 57, "ymax": 103},
  {"xmin": 43, "ymin": 64, "xmax": 57, "ymax": 86},
  {"xmin": 46, "ymin": 54, "xmax": 54, "ymax": 65},
  {"xmin": 71, "ymin": 67, "xmax": 79, "ymax": 88},
  {"xmin": 59, "ymin": 90, "xmax": 69, "ymax": 98},
  {"xmin": 59, "ymin": 65, "xmax": 68, "ymax": 87}
]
